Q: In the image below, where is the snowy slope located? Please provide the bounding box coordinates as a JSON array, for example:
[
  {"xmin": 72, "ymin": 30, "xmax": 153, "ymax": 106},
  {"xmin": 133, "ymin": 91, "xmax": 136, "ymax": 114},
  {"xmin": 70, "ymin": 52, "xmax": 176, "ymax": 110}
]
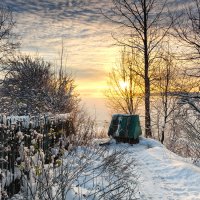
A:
[
  {"xmin": 106, "ymin": 137, "xmax": 200, "ymax": 200},
  {"xmin": 9, "ymin": 137, "xmax": 200, "ymax": 200}
]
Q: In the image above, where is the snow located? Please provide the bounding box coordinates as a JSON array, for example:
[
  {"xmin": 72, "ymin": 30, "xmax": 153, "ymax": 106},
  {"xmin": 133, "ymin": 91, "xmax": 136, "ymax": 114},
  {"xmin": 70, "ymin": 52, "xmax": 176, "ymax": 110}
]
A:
[
  {"xmin": 0, "ymin": 113, "xmax": 70, "ymax": 128},
  {"xmin": 7, "ymin": 137, "xmax": 200, "ymax": 199},
  {"xmin": 106, "ymin": 137, "xmax": 200, "ymax": 200}
]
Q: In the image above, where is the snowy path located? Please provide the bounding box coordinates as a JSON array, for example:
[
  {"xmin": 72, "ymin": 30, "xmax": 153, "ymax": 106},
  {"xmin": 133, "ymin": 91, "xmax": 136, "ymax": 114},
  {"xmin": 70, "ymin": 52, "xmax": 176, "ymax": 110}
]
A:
[{"xmin": 108, "ymin": 138, "xmax": 200, "ymax": 200}]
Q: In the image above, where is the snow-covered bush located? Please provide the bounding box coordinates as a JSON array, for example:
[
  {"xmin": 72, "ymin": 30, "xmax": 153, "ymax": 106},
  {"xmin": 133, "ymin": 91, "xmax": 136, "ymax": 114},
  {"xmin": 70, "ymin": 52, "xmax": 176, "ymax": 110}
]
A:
[
  {"xmin": 14, "ymin": 145, "xmax": 138, "ymax": 200},
  {"xmin": 0, "ymin": 112, "xmax": 138, "ymax": 199},
  {"xmin": 163, "ymin": 98, "xmax": 200, "ymax": 164},
  {"xmin": 0, "ymin": 114, "xmax": 74, "ymax": 198},
  {"xmin": 0, "ymin": 55, "xmax": 78, "ymax": 115},
  {"xmin": 0, "ymin": 111, "xmax": 128, "ymax": 199}
]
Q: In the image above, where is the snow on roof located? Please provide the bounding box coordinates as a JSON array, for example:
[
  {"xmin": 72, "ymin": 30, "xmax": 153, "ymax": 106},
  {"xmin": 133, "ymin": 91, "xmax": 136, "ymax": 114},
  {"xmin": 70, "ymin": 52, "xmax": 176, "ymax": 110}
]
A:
[{"xmin": 112, "ymin": 113, "xmax": 139, "ymax": 117}]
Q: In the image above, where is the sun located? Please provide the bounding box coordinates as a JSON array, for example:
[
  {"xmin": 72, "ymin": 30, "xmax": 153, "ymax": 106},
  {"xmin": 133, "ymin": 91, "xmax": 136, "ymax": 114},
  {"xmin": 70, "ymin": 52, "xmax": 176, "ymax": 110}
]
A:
[{"xmin": 119, "ymin": 80, "xmax": 128, "ymax": 90}]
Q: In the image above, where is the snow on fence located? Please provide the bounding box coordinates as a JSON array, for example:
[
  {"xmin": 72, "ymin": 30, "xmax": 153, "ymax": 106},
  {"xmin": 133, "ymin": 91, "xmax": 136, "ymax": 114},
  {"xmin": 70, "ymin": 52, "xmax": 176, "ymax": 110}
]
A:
[{"xmin": 0, "ymin": 113, "xmax": 70, "ymax": 129}]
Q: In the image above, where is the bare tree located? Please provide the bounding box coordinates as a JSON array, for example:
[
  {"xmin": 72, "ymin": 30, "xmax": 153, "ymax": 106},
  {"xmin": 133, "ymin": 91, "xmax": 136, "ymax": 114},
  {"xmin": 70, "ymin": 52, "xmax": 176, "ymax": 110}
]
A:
[
  {"xmin": 173, "ymin": 0, "xmax": 200, "ymax": 112},
  {"xmin": 151, "ymin": 51, "xmax": 180, "ymax": 143},
  {"xmin": 0, "ymin": 5, "xmax": 19, "ymax": 64},
  {"xmin": 49, "ymin": 75, "xmax": 79, "ymax": 114},
  {"xmin": 104, "ymin": 0, "xmax": 174, "ymax": 137},
  {"xmin": 172, "ymin": 1, "xmax": 200, "ymax": 134},
  {"xmin": 174, "ymin": 0, "xmax": 200, "ymax": 63},
  {"xmin": 105, "ymin": 47, "xmax": 143, "ymax": 115},
  {"xmin": 50, "ymin": 38, "xmax": 80, "ymax": 114}
]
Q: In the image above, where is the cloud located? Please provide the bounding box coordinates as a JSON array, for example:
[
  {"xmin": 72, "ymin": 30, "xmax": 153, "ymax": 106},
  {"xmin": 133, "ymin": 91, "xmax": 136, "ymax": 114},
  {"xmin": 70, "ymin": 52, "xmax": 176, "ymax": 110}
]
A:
[
  {"xmin": 1, "ymin": 0, "xmax": 192, "ymax": 101},
  {"xmin": 3, "ymin": 0, "xmax": 109, "ymax": 23},
  {"xmin": 68, "ymin": 67, "xmax": 107, "ymax": 81}
]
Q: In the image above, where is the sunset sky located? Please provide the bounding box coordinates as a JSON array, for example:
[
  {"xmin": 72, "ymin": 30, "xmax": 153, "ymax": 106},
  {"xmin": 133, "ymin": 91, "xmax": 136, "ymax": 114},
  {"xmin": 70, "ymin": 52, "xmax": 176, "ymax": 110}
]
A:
[{"xmin": 3, "ymin": 0, "xmax": 190, "ymax": 120}]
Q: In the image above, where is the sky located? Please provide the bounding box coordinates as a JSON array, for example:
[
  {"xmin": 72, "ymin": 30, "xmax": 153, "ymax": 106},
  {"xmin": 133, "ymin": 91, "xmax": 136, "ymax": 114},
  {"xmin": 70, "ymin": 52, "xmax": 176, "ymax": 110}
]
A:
[
  {"xmin": 2, "ymin": 0, "xmax": 120, "ymax": 120},
  {"xmin": 2, "ymin": 0, "xmax": 190, "ymax": 121}
]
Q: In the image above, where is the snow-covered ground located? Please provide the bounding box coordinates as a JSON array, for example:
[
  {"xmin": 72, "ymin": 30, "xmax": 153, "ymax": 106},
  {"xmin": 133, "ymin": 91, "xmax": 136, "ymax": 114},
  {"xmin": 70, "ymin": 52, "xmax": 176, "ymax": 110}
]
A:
[
  {"xmin": 8, "ymin": 137, "xmax": 200, "ymax": 200},
  {"xmin": 105, "ymin": 137, "xmax": 200, "ymax": 200}
]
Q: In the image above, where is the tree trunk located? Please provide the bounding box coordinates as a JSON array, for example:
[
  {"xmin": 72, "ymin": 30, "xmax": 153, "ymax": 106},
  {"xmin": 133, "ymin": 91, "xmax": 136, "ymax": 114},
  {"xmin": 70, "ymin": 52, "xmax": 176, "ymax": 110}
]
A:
[
  {"xmin": 161, "ymin": 126, "xmax": 165, "ymax": 144},
  {"xmin": 144, "ymin": 77, "xmax": 152, "ymax": 137},
  {"xmin": 144, "ymin": 0, "xmax": 152, "ymax": 137}
]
